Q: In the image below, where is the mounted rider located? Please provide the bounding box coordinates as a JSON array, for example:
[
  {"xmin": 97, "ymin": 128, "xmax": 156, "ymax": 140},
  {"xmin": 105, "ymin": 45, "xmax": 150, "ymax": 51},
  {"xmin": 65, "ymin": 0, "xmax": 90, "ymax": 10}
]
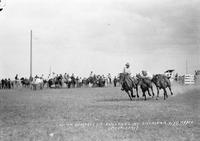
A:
[
  {"xmin": 140, "ymin": 70, "xmax": 153, "ymax": 80},
  {"xmin": 139, "ymin": 70, "xmax": 153, "ymax": 85},
  {"xmin": 123, "ymin": 63, "xmax": 131, "ymax": 75},
  {"xmin": 121, "ymin": 62, "xmax": 133, "ymax": 91}
]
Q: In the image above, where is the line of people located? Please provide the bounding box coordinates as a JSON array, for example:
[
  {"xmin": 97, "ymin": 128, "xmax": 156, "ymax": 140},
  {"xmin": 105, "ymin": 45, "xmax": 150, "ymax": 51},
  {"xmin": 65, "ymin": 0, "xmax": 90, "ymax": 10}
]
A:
[
  {"xmin": 0, "ymin": 72, "xmax": 116, "ymax": 90},
  {"xmin": 0, "ymin": 78, "xmax": 14, "ymax": 89}
]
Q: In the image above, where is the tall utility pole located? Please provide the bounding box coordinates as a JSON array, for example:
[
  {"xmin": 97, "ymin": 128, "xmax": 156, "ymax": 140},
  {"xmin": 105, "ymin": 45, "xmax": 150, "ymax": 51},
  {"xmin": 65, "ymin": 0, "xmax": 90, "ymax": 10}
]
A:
[{"xmin": 30, "ymin": 30, "xmax": 32, "ymax": 79}]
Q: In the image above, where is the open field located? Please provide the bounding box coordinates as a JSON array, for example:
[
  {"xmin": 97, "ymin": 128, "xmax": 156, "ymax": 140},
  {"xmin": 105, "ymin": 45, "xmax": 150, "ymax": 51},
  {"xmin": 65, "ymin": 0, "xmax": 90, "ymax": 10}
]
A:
[{"xmin": 0, "ymin": 84, "xmax": 200, "ymax": 141}]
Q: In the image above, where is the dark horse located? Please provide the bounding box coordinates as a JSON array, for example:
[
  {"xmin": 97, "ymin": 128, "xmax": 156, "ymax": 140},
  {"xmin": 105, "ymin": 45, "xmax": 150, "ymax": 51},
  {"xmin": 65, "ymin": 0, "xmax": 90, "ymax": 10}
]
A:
[
  {"xmin": 86, "ymin": 76, "xmax": 97, "ymax": 87},
  {"xmin": 48, "ymin": 78, "xmax": 62, "ymax": 88},
  {"xmin": 152, "ymin": 74, "xmax": 173, "ymax": 100},
  {"xmin": 136, "ymin": 74, "xmax": 155, "ymax": 100},
  {"xmin": 20, "ymin": 77, "xmax": 30, "ymax": 88},
  {"xmin": 119, "ymin": 73, "xmax": 139, "ymax": 100}
]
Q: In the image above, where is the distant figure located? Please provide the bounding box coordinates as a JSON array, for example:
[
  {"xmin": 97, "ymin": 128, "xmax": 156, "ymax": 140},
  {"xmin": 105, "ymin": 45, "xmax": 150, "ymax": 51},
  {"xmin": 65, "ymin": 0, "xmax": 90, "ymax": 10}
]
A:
[
  {"xmin": 113, "ymin": 76, "xmax": 117, "ymax": 87},
  {"xmin": 175, "ymin": 73, "xmax": 178, "ymax": 81},
  {"xmin": 47, "ymin": 74, "xmax": 51, "ymax": 80},
  {"xmin": 71, "ymin": 73, "xmax": 76, "ymax": 88},
  {"xmin": 15, "ymin": 74, "xmax": 20, "ymax": 88},
  {"xmin": 108, "ymin": 73, "xmax": 112, "ymax": 84},
  {"xmin": 8, "ymin": 78, "xmax": 11, "ymax": 89},
  {"xmin": 52, "ymin": 72, "xmax": 56, "ymax": 79},
  {"xmin": 40, "ymin": 74, "xmax": 44, "ymax": 80},
  {"xmin": 35, "ymin": 75, "xmax": 39, "ymax": 79},
  {"xmin": 15, "ymin": 74, "xmax": 19, "ymax": 81}
]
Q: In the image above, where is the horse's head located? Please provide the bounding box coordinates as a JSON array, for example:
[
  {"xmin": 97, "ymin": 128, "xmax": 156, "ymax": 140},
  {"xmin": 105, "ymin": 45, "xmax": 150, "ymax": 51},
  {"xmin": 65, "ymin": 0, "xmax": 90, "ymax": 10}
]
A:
[
  {"xmin": 152, "ymin": 74, "xmax": 163, "ymax": 85},
  {"xmin": 152, "ymin": 74, "xmax": 157, "ymax": 83}
]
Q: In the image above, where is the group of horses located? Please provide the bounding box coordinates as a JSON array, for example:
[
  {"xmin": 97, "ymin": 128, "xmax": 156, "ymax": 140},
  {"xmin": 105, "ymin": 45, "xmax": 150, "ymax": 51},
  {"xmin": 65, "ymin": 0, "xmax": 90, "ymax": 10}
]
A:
[
  {"xmin": 10, "ymin": 75, "xmax": 109, "ymax": 90},
  {"xmin": 119, "ymin": 73, "xmax": 173, "ymax": 100},
  {"xmin": 47, "ymin": 75, "xmax": 107, "ymax": 88},
  {"xmin": 19, "ymin": 77, "xmax": 44, "ymax": 90}
]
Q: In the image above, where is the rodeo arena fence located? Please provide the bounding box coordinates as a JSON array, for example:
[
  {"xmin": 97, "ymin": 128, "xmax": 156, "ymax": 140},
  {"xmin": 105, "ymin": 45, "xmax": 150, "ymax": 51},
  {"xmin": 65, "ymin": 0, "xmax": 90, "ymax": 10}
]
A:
[
  {"xmin": 184, "ymin": 74, "xmax": 195, "ymax": 85},
  {"xmin": 175, "ymin": 70, "xmax": 200, "ymax": 85}
]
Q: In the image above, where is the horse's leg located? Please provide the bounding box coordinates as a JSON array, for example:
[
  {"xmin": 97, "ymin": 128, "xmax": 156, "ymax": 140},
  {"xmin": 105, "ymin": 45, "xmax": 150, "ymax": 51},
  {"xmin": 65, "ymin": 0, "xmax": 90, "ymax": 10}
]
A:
[
  {"xmin": 121, "ymin": 83, "xmax": 125, "ymax": 91},
  {"xmin": 156, "ymin": 87, "xmax": 160, "ymax": 100},
  {"xmin": 125, "ymin": 90, "xmax": 132, "ymax": 101},
  {"xmin": 165, "ymin": 88, "xmax": 168, "ymax": 98},
  {"xmin": 143, "ymin": 91, "xmax": 147, "ymax": 101},
  {"xmin": 130, "ymin": 89, "xmax": 135, "ymax": 98},
  {"xmin": 136, "ymin": 86, "xmax": 139, "ymax": 98},
  {"xmin": 141, "ymin": 88, "xmax": 146, "ymax": 100},
  {"xmin": 150, "ymin": 86, "xmax": 155, "ymax": 97},
  {"xmin": 168, "ymin": 86, "xmax": 173, "ymax": 95},
  {"xmin": 147, "ymin": 88, "xmax": 151, "ymax": 96},
  {"xmin": 163, "ymin": 88, "xmax": 168, "ymax": 100}
]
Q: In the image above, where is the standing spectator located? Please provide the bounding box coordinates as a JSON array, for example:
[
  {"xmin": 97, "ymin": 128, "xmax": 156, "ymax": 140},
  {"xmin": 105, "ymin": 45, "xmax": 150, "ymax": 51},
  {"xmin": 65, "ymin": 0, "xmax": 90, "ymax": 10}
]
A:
[
  {"xmin": 1, "ymin": 79, "xmax": 5, "ymax": 89},
  {"xmin": 108, "ymin": 73, "xmax": 112, "ymax": 84},
  {"xmin": 175, "ymin": 73, "xmax": 178, "ymax": 81},
  {"xmin": 71, "ymin": 73, "xmax": 76, "ymax": 88},
  {"xmin": 113, "ymin": 76, "xmax": 118, "ymax": 87},
  {"xmin": 8, "ymin": 78, "xmax": 11, "ymax": 89},
  {"xmin": 52, "ymin": 72, "xmax": 56, "ymax": 79},
  {"xmin": 76, "ymin": 76, "xmax": 79, "ymax": 87},
  {"xmin": 15, "ymin": 74, "xmax": 18, "ymax": 81},
  {"xmin": 79, "ymin": 77, "xmax": 82, "ymax": 87},
  {"xmin": 40, "ymin": 74, "xmax": 44, "ymax": 80},
  {"xmin": 4, "ymin": 79, "xmax": 8, "ymax": 89},
  {"xmin": 35, "ymin": 75, "xmax": 39, "ymax": 79},
  {"xmin": 15, "ymin": 74, "xmax": 19, "ymax": 88}
]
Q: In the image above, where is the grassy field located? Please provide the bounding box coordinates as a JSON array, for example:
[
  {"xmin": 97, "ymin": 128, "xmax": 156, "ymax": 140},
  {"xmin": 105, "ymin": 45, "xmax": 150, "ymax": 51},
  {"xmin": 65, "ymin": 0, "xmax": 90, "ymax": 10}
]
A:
[{"xmin": 0, "ymin": 84, "xmax": 200, "ymax": 141}]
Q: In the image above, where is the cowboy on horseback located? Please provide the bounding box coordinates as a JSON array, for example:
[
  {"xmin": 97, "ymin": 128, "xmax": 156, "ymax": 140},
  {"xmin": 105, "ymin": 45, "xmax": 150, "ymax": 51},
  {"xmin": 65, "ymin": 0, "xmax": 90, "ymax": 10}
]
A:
[
  {"xmin": 123, "ymin": 63, "xmax": 131, "ymax": 75},
  {"xmin": 119, "ymin": 63, "xmax": 139, "ymax": 100},
  {"xmin": 121, "ymin": 62, "xmax": 133, "ymax": 91}
]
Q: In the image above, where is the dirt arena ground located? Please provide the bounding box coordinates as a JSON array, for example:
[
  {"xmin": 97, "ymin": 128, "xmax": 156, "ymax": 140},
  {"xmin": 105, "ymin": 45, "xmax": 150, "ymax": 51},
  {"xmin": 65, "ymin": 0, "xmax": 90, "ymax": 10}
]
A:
[{"xmin": 0, "ymin": 83, "xmax": 200, "ymax": 141}]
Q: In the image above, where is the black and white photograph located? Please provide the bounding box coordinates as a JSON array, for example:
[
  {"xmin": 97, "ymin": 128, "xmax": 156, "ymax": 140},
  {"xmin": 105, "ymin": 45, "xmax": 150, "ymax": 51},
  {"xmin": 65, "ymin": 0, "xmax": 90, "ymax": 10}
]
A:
[{"xmin": 0, "ymin": 0, "xmax": 200, "ymax": 140}]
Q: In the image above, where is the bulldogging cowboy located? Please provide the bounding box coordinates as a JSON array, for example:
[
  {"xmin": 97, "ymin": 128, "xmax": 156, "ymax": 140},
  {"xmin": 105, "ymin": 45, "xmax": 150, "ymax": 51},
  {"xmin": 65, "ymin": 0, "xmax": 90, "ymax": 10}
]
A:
[{"xmin": 121, "ymin": 62, "xmax": 134, "ymax": 91}]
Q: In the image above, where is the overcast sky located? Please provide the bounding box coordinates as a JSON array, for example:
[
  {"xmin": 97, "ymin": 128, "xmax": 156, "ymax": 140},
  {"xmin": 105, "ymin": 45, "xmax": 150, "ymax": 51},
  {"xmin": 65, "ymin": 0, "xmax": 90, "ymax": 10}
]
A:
[{"xmin": 0, "ymin": 0, "xmax": 200, "ymax": 78}]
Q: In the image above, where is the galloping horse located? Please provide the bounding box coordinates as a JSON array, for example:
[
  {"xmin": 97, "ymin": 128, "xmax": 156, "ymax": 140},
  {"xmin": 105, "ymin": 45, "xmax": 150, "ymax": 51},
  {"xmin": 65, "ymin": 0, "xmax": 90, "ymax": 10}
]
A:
[
  {"xmin": 152, "ymin": 74, "xmax": 173, "ymax": 100},
  {"xmin": 136, "ymin": 74, "xmax": 155, "ymax": 100},
  {"xmin": 118, "ymin": 73, "xmax": 139, "ymax": 100}
]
